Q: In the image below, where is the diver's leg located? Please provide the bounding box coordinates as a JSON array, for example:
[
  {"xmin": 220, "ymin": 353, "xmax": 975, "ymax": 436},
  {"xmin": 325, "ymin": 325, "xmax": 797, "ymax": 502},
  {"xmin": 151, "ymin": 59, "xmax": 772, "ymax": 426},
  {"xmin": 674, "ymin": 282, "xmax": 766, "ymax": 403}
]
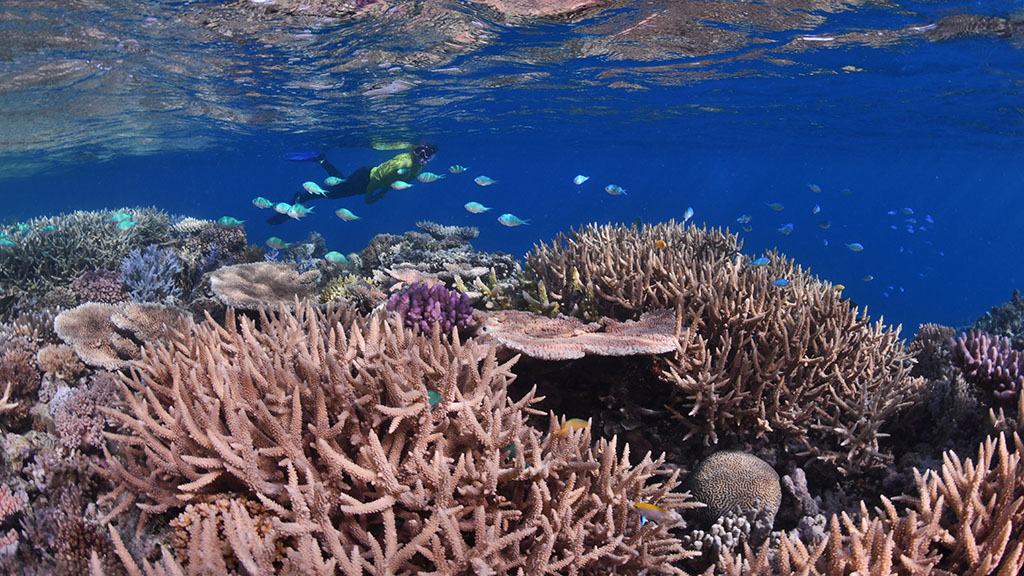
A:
[
  {"xmin": 326, "ymin": 167, "xmax": 372, "ymax": 199},
  {"xmin": 318, "ymin": 157, "xmax": 345, "ymax": 179},
  {"xmin": 364, "ymin": 189, "xmax": 387, "ymax": 204}
]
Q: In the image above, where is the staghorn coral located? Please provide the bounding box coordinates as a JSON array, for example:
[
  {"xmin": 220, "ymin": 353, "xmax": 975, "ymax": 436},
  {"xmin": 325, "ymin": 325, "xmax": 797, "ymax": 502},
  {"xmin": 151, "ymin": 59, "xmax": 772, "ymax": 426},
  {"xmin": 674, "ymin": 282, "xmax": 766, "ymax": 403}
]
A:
[
  {"xmin": 100, "ymin": 302, "xmax": 694, "ymax": 573},
  {"xmin": 69, "ymin": 270, "xmax": 129, "ymax": 304},
  {"xmin": 0, "ymin": 484, "xmax": 29, "ymax": 559},
  {"xmin": 0, "ymin": 207, "xmax": 170, "ymax": 294},
  {"xmin": 953, "ymin": 329, "xmax": 1024, "ymax": 403},
  {"xmin": 209, "ymin": 262, "xmax": 319, "ymax": 310},
  {"xmin": 683, "ymin": 451, "xmax": 782, "ymax": 528},
  {"xmin": 527, "ymin": 221, "xmax": 925, "ymax": 473},
  {"xmin": 477, "ymin": 308, "xmax": 680, "ymax": 360},
  {"xmin": 0, "ymin": 334, "xmax": 41, "ymax": 431},
  {"xmin": 386, "ymin": 281, "xmax": 474, "ymax": 334}
]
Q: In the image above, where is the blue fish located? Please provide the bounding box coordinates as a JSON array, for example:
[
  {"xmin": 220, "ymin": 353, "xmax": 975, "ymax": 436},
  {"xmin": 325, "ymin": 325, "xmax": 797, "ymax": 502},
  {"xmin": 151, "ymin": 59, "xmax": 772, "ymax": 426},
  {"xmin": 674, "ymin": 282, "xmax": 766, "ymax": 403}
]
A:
[
  {"xmin": 845, "ymin": 242, "xmax": 864, "ymax": 252},
  {"xmin": 747, "ymin": 257, "xmax": 770, "ymax": 267},
  {"xmin": 777, "ymin": 223, "xmax": 793, "ymax": 235},
  {"xmin": 497, "ymin": 213, "xmax": 530, "ymax": 227},
  {"xmin": 772, "ymin": 278, "xmax": 790, "ymax": 287}
]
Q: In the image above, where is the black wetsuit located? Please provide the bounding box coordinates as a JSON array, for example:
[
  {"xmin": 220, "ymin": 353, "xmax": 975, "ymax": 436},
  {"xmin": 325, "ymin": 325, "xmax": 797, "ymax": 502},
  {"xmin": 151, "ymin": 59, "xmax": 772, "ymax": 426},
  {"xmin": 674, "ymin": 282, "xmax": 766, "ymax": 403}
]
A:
[{"xmin": 267, "ymin": 158, "xmax": 375, "ymax": 225}]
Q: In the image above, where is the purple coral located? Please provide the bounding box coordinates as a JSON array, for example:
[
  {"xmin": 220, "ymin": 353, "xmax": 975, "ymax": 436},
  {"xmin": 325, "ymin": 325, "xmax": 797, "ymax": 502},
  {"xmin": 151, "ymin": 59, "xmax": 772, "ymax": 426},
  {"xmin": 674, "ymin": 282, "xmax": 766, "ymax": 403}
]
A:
[
  {"xmin": 386, "ymin": 282, "xmax": 473, "ymax": 334},
  {"xmin": 953, "ymin": 329, "xmax": 1024, "ymax": 403},
  {"xmin": 69, "ymin": 269, "xmax": 128, "ymax": 304}
]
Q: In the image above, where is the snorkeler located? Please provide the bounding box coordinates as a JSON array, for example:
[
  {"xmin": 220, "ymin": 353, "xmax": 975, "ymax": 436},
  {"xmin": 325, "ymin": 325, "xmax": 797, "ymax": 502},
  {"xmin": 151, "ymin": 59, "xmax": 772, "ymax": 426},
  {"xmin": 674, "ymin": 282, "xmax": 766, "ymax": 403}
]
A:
[{"xmin": 268, "ymin": 143, "xmax": 438, "ymax": 225}]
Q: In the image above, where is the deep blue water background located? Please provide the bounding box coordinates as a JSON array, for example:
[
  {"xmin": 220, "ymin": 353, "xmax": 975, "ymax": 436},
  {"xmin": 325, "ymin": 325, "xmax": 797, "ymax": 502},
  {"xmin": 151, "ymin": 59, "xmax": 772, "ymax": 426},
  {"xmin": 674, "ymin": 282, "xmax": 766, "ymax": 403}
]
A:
[{"xmin": 2, "ymin": 0, "xmax": 1023, "ymax": 335}]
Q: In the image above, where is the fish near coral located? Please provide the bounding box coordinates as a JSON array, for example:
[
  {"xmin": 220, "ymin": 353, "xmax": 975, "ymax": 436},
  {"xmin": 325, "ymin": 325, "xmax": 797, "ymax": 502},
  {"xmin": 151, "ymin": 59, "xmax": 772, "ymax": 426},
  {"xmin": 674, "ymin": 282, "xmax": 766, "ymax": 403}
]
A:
[
  {"xmin": 556, "ymin": 418, "xmax": 589, "ymax": 436},
  {"xmin": 252, "ymin": 196, "xmax": 273, "ymax": 209},
  {"xmin": 633, "ymin": 503, "xmax": 682, "ymax": 526},
  {"xmin": 217, "ymin": 216, "xmax": 245, "ymax": 227}
]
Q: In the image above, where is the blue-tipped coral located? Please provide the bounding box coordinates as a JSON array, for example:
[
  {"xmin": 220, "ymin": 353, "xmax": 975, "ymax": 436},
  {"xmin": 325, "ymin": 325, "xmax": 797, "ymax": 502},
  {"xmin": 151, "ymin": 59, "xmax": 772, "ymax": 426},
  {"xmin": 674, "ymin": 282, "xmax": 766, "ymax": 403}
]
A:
[
  {"xmin": 387, "ymin": 282, "xmax": 474, "ymax": 334},
  {"xmin": 120, "ymin": 245, "xmax": 183, "ymax": 303}
]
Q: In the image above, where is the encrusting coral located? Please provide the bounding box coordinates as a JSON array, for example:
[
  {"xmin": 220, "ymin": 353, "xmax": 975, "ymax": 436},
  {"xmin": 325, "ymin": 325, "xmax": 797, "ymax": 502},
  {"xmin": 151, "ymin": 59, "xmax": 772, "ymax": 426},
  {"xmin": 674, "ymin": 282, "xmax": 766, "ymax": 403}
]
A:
[
  {"xmin": 209, "ymin": 262, "xmax": 319, "ymax": 310},
  {"xmin": 527, "ymin": 221, "xmax": 925, "ymax": 473},
  {"xmin": 100, "ymin": 301, "xmax": 694, "ymax": 573}
]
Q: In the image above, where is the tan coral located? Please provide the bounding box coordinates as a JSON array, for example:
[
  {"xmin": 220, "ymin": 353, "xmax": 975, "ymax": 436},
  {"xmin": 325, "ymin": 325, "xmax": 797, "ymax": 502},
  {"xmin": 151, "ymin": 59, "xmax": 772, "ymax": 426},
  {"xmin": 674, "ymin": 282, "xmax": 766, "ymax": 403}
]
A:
[
  {"xmin": 476, "ymin": 308, "xmax": 680, "ymax": 360},
  {"xmin": 209, "ymin": 262, "xmax": 318, "ymax": 310}
]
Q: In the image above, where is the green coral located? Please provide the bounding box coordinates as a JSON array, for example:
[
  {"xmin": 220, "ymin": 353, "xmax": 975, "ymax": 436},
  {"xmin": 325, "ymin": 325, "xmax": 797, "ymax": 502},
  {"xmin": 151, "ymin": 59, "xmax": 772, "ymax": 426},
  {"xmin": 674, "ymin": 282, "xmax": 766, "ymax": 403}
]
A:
[{"xmin": 320, "ymin": 273, "xmax": 365, "ymax": 303}]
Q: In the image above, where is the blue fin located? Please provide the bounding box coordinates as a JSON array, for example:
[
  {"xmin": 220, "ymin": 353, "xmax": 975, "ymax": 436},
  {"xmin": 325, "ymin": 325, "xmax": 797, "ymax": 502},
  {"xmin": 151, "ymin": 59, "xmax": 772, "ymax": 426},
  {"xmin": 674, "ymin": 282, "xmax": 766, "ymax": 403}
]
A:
[{"xmin": 283, "ymin": 151, "xmax": 323, "ymax": 162}]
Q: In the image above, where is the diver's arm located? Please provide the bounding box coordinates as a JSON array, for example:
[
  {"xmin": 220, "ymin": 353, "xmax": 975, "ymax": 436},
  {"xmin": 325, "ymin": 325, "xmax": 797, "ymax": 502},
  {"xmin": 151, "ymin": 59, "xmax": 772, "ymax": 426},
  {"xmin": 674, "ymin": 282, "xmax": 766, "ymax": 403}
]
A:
[{"xmin": 364, "ymin": 188, "xmax": 387, "ymax": 204}]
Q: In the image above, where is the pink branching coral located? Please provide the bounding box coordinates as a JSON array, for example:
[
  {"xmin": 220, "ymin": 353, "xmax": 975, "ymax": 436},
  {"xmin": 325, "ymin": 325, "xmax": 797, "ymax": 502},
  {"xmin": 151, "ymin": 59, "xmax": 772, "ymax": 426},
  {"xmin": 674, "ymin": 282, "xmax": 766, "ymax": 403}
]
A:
[
  {"xmin": 0, "ymin": 484, "xmax": 29, "ymax": 558},
  {"xmin": 954, "ymin": 329, "xmax": 1024, "ymax": 403},
  {"xmin": 100, "ymin": 302, "xmax": 695, "ymax": 573}
]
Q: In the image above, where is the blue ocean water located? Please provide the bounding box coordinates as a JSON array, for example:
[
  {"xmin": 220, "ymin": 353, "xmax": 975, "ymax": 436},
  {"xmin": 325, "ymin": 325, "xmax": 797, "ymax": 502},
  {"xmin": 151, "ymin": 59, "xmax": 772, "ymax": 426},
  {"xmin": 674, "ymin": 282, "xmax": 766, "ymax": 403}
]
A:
[{"xmin": 1, "ymin": 0, "xmax": 1023, "ymax": 334}]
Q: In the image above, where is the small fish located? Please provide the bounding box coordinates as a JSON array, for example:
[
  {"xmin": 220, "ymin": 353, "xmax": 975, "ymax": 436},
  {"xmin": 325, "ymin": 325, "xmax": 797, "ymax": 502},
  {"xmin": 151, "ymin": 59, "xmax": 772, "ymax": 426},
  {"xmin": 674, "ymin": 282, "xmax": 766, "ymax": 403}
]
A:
[
  {"xmin": 0, "ymin": 237, "xmax": 15, "ymax": 247},
  {"xmin": 303, "ymin": 181, "xmax": 328, "ymax": 196},
  {"xmin": 741, "ymin": 224, "xmax": 752, "ymax": 232},
  {"xmin": 906, "ymin": 217, "xmax": 917, "ymax": 224},
  {"xmin": 862, "ymin": 275, "xmax": 874, "ymax": 282},
  {"xmin": 42, "ymin": 225, "xmax": 56, "ymax": 232},
  {"xmin": 573, "ymin": 174, "xmax": 590, "ymax": 185},
  {"xmin": 108, "ymin": 212, "xmax": 133, "ymax": 223},
  {"xmin": 116, "ymin": 220, "xmax": 137, "ymax": 230},
  {"xmin": 747, "ymin": 257, "xmax": 771, "ymax": 267},
  {"xmin": 498, "ymin": 213, "xmax": 530, "ymax": 227},
  {"xmin": 777, "ymin": 223, "xmax": 793, "ymax": 235},
  {"xmin": 605, "ymin": 184, "xmax": 627, "ymax": 195},
  {"xmin": 737, "ymin": 214, "xmax": 752, "ymax": 224},
  {"xmin": 556, "ymin": 418, "xmax": 589, "ymax": 436},
  {"xmin": 396, "ymin": 168, "xmax": 409, "ymax": 175},
  {"xmin": 772, "ymin": 278, "xmax": 790, "ymax": 287},
  {"xmin": 449, "ymin": 164, "xmax": 467, "ymax": 173},
  {"xmin": 416, "ymin": 171, "xmax": 445, "ymax": 183},
  {"xmin": 654, "ymin": 239, "xmax": 667, "ymax": 249},
  {"xmin": 818, "ymin": 220, "xmax": 831, "ymax": 229},
  {"xmin": 834, "ymin": 284, "xmax": 845, "ymax": 292},
  {"xmin": 265, "ymin": 237, "xmax": 288, "ymax": 250},
  {"xmin": 474, "ymin": 175, "xmax": 498, "ymax": 186},
  {"xmin": 252, "ymin": 196, "xmax": 274, "ymax": 209},
  {"xmin": 808, "ymin": 184, "xmax": 821, "ymax": 193},
  {"xmin": 217, "ymin": 216, "xmax": 244, "ymax": 227},
  {"xmin": 823, "ymin": 239, "xmax": 829, "ymax": 246},
  {"xmin": 286, "ymin": 204, "xmax": 313, "ymax": 219},
  {"xmin": 812, "ymin": 204, "xmax": 820, "ymax": 214},
  {"xmin": 324, "ymin": 251, "xmax": 349, "ymax": 265},
  {"xmin": 274, "ymin": 202, "xmax": 292, "ymax": 214},
  {"xmin": 335, "ymin": 208, "xmax": 360, "ymax": 221},
  {"xmin": 390, "ymin": 181, "xmax": 414, "ymax": 190},
  {"xmin": 633, "ymin": 503, "xmax": 680, "ymax": 526},
  {"xmin": 683, "ymin": 207, "xmax": 694, "ymax": 221},
  {"xmin": 925, "ymin": 215, "xmax": 934, "ymax": 223},
  {"xmin": 427, "ymin": 390, "xmax": 442, "ymax": 409},
  {"xmin": 901, "ymin": 207, "xmax": 914, "ymax": 215},
  {"xmin": 887, "ymin": 210, "xmax": 897, "ymax": 216},
  {"xmin": 464, "ymin": 202, "xmax": 492, "ymax": 214},
  {"xmin": 845, "ymin": 242, "xmax": 864, "ymax": 252},
  {"xmin": 324, "ymin": 176, "xmax": 345, "ymax": 186},
  {"xmin": 765, "ymin": 202, "xmax": 784, "ymax": 211},
  {"xmin": 840, "ymin": 188, "xmax": 851, "ymax": 195}
]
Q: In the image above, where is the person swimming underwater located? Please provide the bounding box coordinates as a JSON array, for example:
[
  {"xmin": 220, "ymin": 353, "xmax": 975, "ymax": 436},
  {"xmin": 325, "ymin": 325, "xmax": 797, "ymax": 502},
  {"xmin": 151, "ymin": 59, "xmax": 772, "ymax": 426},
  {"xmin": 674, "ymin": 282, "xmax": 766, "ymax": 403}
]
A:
[{"xmin": 268, "ymin": 143, "xmax": 438, "ymax": 225}]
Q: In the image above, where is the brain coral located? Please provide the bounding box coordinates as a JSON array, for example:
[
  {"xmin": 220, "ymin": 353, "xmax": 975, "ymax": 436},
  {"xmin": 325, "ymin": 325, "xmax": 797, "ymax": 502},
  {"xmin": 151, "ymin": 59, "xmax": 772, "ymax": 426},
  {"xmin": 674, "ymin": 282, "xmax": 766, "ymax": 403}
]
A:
[{"xmin": 684, "ymin": 451, "xmax": 782, "ymax": 526}]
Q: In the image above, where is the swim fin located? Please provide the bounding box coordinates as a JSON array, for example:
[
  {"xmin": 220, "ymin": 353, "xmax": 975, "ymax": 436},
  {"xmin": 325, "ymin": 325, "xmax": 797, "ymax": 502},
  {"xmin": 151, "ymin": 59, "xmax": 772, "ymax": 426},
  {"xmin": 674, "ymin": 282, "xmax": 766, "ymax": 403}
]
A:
[{"xmin": 283, "ymin": 151, "xmax": 325, "ymax": 162}]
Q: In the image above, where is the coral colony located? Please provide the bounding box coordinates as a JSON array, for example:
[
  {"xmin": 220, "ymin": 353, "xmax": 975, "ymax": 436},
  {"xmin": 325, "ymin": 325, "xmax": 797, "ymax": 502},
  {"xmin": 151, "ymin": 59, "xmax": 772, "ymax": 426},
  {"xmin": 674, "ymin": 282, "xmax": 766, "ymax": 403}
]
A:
[{"xmin": 0, "ymin": 213, "xmax": 1022, "ymax": 574}]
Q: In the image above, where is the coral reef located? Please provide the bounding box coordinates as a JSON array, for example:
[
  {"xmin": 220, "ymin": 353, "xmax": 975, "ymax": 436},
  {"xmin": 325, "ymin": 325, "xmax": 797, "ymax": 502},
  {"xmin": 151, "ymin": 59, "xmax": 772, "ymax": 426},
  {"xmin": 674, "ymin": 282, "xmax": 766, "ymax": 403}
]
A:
[
  {"xmin": 385, "ymin": 281, "xmax": 474, "ymax": 334},
  {"xmin": 119, "ymin": 245, "xmax": 184, "ymax": 303},
  {"xmin": 527, "ymin": 221, "xmax": 924, "ymax": 473},
  {"xmin": 100, "ymin": 302, "xmax": 692, "ymax": 573},
  {"xmin": 0, "ymin": 207, "xmax": 170, "ymax": 297},
  {"xmin": 973, "ymin": 289, "xmax": 1024, "ymax": 350},
  {"xmin": 51, "ymin": 372, "xmax": 120, "ymax": 450},
  {"xmin": 953, "ymin": 329, "xmax": 1024, "ymax": 403},
  {"xmin": 0, "ymin": 333, "xmax": 41, "ymax": 431},
  {"xmin": 53, "ymin": 302, "xmax": 190, "ymax": 370}
]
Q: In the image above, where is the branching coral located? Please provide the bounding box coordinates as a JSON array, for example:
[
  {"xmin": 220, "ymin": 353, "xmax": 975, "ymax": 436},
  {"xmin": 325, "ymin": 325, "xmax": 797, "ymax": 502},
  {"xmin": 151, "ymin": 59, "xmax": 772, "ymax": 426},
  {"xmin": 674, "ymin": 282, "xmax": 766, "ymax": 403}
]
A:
[
  {"xmin": 954, "ymin": 329, "xmax": 1024, "ymax": 403},
  {"xmin": 386, "ymin": 281, "xmax": 474, "ymax": 334},
  {"xmin": 69, "ymin": 270, "xmax": 129, "ymax": 304},
  {"xmin": 120, "ymin": 245, "xmax": 184, "ymax": 303},
  {"xmin": 100, "ymin": 302, "xmax": 694, "ymax": 573},
  {"xmin": 526, "ymin": 221, "xmax": 924, "ymax": 473}
]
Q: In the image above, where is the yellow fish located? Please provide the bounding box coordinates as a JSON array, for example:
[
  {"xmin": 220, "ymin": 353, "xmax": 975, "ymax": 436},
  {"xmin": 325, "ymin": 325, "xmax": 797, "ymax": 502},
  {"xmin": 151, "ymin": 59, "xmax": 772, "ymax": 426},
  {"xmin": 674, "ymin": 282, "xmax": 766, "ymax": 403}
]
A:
[
  {"xmin": 633, "ymin": 502, "xmax": 682, "ymax": 526},
  {"xmin": 654, "ymin": 239, "xmax": 667, "ymax": 249},
  {"xmin": 556, "ymin": 418, "xmax": 589, "ymax": 436}
]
